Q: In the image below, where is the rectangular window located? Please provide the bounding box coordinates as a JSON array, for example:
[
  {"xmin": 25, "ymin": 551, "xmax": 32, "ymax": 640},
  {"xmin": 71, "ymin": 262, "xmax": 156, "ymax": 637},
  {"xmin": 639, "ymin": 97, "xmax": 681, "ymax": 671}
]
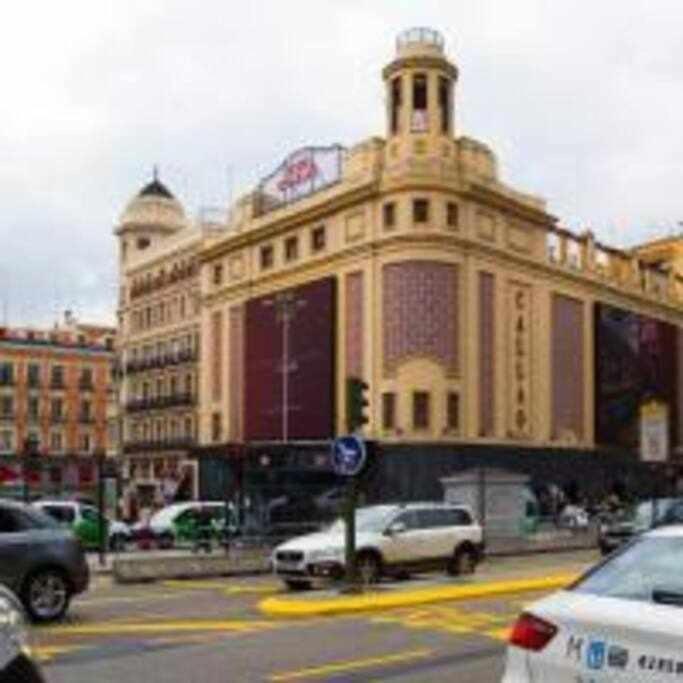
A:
[
  {"xmin": 260, "ymin": 245, "xmax": 274, "ymax": 270},
  {"xmin": 80, "ymin": 367, "xmax": 93, "ymax": 389},
  {"xmin": 284, "ymin": 236, "xmax": 299, "ymax": 262},
  {"xmin": 413, "ymin": 199, "xmax": 429, "ymax": 223},
  {"xmin": 27, "ymin": 397, "xmax": 39, "ymax": 420},
  {"xmin": 211, "ymin": 412, "xmax": 222, "ymax": 443},
  {"xmin": 438, "ymin": 76, "xmax": 451, "ymax": 134},
  {"xmin": 447, "ymin": 392, "xmax": 460, "ymax": 431},
  {"xmin": 27, "ymin": 364, "xmax": 41, "ymax": 388},
  {"xmin": 0, "ymin": 430, "xmax": 13, "ymax": 452},
  {"xmin": 413, "ymin": 391, "xmax": 430, "ymax": 430},
  {"xmin": 51, "ymin": 365, "xmax": 64, "ymax": 389},
  {"xmin": 80, "ymin": 400, "xmax": 92, "ymax": 422},
  {"xmin": 80, "ymin": 433, "xmax": 91, "ymax": 453},
  {"xmin": 50, "ymin": 432, "xmax": 63, "ymax": 452},
  {"xmin": 213, "ymin": 264, "xmax": 223, "ymax": 285},
  {"xmin": 390, "ymin": 76, "xmax": 402, "ymax": 134},
  {"xmin": 0, "ymin": 363, "xmax": 14, "ymax": 386},
  {"xmin": 383, "ymin": 202, "xmax": 396, "ymax": 230},
  {"xmin": 382, "ymin": 392, "xmax": 396, "ymax": 430},
  {"xmin": 446, "ymin": 202, "xmax": 459, "ymax": 228},
  {"xmin": 1, "ymin": 396, "xmax": 13, "ymax": 417},
  {"xmin": 311, "ymin": 226, "xmax": 326, "ymax": 253},
  {"xmin": 413, "ymin": 73, "xmax": 427, "ymax": 110}
]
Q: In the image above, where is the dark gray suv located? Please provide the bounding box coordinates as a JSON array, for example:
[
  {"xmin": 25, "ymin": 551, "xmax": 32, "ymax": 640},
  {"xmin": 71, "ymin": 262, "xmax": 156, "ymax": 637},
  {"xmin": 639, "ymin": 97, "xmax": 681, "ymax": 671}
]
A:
[{"xmin": 0, "ymin": 499, "xmax": 89, "ymax": 621}]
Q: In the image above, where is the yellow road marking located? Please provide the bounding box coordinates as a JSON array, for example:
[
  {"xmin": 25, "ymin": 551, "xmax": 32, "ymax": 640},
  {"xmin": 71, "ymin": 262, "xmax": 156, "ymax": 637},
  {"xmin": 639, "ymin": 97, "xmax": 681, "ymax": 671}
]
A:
[
  {"xmin": 224, "ymin": 585, "xmax": 279, "ymax": 595},
  {"xmin": 42, "ymin": 618, "xmax": 277, "ymax": 637},
  {"xmin": 162, "ymin": 580, "xmax": 279, "ymax": 595},
  {"xmin": 268, "ymin": 648, "xmax": 433, "ymax": 681},
  {"xmin": 31, "ymin": 645, "xmax": 83, "ymax": 663}
]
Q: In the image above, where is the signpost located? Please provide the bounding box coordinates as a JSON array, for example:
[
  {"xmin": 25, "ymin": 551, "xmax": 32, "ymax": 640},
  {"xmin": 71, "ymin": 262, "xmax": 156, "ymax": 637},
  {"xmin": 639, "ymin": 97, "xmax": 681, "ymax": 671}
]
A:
[{"xmin": 331, "ymin": 435, "xmax": 367, "ymax": 590}]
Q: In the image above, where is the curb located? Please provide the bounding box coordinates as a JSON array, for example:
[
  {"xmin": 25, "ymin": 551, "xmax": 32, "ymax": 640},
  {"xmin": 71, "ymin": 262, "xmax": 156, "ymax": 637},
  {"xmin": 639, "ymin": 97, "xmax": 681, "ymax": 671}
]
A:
[{"xmin": 259, "ymin": 573, "xmax": 577, "ymax": 618}]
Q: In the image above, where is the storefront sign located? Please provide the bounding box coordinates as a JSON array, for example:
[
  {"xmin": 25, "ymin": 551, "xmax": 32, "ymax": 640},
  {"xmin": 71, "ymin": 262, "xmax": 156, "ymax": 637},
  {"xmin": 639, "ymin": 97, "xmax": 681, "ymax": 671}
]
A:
[
  {"xmin": 257, "ymin": 145, "xmax": 343, "ymax": 213},
  {"xmin": 640, "ymin": 400, "xmax": 669, "ymax": 462}
]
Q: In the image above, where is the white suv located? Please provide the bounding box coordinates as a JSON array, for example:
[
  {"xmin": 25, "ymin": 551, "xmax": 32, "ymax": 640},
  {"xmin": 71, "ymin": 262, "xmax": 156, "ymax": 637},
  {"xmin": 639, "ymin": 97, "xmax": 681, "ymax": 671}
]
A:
[{"xmin": 272, "ymin": 503, "xmax": 484, "ymax": 590}]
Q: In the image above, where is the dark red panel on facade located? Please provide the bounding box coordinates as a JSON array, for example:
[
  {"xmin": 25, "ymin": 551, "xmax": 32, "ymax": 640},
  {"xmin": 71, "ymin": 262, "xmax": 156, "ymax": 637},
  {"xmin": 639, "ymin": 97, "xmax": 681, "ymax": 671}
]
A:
[{"xmin": 245, "ymin": 277, "xmax": 336, "ymax": 441}]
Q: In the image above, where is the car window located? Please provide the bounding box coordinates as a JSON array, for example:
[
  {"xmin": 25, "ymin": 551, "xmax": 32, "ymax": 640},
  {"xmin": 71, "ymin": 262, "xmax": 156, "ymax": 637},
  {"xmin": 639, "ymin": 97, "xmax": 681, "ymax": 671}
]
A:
[
  {"xmin": 663, "ymin": 502, "xmax": 683, "ymax": 524},
  {"xmin": 81, "ymin": 507, "xmax": 102, "ymax": 523},
  {"xmin": 392, "ymin": 510, "xmax": 420, "ymax": 531},
  {"xmin": 0, "ymin": 506, "xmax": 57, "ymax": 532},
  {"xmin": 415, "ymin": 509, "xmax": 442, "ymax": 529},
  {"xmin": 42, "ymin": 505, "xmax": 75, "ymax": 524},
  {"xmin": 574, "ymin": 536, "xmax": 683, "ymax": 603},
  {"xmin": 446, "ymin": 508, "xmax": 472, "ymax": 526}
]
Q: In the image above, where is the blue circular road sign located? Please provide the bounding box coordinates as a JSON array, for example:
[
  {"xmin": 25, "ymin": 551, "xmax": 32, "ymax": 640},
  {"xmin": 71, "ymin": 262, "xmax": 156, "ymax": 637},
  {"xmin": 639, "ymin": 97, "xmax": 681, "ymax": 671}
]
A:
[{"xmin": 331, "ymin": 435, "xmax": 367, "ymax": 477}]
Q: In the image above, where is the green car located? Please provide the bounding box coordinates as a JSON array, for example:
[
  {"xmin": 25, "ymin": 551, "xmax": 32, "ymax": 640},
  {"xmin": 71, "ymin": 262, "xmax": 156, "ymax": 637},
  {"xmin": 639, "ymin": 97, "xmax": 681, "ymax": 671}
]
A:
[
  {"xmin": 34, "ymin": 500, "xmax": 130, "ymax": 551},
  {"xmin": 148, "ymin": 502, "xmax": 237, "ymax": 548}
]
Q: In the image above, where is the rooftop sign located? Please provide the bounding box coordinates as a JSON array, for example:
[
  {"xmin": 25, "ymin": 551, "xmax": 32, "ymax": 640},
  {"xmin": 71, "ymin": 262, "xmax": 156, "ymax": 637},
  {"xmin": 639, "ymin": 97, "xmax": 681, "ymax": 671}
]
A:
[{"xmin": 256, "ymin": 145, "xmax": 343, "ymax": 214}]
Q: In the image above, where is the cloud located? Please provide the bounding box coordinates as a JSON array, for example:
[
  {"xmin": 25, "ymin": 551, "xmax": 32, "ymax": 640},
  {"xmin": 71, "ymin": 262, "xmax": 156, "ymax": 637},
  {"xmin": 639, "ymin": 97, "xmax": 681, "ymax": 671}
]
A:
[{"xmin": 1, "ymin": 0, "xmax": 682, "ymax": 325}]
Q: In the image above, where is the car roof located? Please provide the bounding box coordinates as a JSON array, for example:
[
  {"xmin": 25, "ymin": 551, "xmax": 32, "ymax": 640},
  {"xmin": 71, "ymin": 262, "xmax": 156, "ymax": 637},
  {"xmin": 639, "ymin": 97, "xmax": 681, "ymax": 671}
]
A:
[
  {"xmin": 359, "ymin": 502, "xmax": 472, "ymax": 513},
  {"xmin": 0, "ymin": 498, "xmax": 29, "ymax": 511}
]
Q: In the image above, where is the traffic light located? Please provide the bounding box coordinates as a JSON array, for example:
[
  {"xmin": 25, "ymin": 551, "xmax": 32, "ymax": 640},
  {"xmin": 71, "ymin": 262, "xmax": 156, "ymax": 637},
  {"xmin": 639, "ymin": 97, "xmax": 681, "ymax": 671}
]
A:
[{"xmin": 346, "ymin": 376, "xmax": 369, "ymax": 433}]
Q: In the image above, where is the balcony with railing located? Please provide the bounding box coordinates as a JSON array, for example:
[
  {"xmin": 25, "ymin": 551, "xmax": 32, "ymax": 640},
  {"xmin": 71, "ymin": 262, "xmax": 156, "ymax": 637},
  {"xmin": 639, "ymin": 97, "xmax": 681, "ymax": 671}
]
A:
[
  {"xmin": 125, "ymin": 349, "xmax": 198, "ymax": 375},
  {"xmin": 125, "ymin": 393, "xmax": 196, "ymax": 413}
]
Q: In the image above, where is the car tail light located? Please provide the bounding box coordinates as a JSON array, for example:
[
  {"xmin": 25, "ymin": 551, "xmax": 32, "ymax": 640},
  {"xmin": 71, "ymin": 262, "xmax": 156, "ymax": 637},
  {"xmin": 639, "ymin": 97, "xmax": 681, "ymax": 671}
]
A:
[{"xmin": 509, "ymin": 612, "xmax": 558, "ymax": 651}]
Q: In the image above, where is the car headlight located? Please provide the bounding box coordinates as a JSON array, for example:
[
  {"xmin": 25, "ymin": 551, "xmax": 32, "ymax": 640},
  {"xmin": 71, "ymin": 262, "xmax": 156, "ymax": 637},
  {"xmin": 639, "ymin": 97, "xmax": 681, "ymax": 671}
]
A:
[
  {"xmin": 0, "ymin": 591, "xmax": 28, "ymax": 653},
  {"xmin": 308, "ymin": 547, "xmax": 344, "ymax": 562}
]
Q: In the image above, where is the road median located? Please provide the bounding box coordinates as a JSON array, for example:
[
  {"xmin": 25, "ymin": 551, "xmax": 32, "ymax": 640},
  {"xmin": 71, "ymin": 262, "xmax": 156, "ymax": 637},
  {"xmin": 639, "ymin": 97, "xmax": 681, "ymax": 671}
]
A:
[{"xmin": 259, "ymin": 573, "xmax": 577, "ymax": 618}]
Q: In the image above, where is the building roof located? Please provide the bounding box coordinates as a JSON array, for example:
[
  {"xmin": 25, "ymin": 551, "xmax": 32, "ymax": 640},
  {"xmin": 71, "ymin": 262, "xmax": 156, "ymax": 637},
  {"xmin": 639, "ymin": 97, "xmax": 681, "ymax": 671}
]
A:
[{"xmin": 138, "ymin": 178, "xmax": 175, "ymax": 200}]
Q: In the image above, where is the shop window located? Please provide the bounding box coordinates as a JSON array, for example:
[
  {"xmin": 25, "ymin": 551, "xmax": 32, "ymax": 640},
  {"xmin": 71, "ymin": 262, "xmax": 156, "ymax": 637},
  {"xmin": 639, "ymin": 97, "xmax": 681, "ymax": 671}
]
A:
[
  {"xmin": 285, "ymin": 236, "xmax": 299, "ymax": 262},
  {"xmin": 447, "ymin": 392, "xmax": 460, "ymax": 431},
  {"xmin": 390, "ymin": 76, "xmax": 402, "ymax": 134},
  {"xmin": 383, "ymin": 202, "xmax": 396, "ymax": 230},
  {"xmin": 412, "ymin": 391, "xmax": 430, "ymax": 430},
  {"xmin": 413, "ymin": 199, "xmax": 429, "ymax": 223},
  {"xmin": 446, "ymin": 202, "xmax": 459, "ymax": 228},
  {"xmin": 382, "ymin": 392, "xmax": 396, "ymax": 430},
  {"xmin": 260, "ymin": 245, "xmax": 274, "ymax": 270},
  {"xmin": 311, "ymin": 226, "xmax": 326, "ymax": 253}
]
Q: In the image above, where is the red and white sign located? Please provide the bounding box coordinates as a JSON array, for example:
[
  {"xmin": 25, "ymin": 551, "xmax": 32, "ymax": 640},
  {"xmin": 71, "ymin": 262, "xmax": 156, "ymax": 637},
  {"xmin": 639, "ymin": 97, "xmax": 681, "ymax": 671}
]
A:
[{"xmin": 259, "ymin": 146, "xmax": 343, "ymax": 212}]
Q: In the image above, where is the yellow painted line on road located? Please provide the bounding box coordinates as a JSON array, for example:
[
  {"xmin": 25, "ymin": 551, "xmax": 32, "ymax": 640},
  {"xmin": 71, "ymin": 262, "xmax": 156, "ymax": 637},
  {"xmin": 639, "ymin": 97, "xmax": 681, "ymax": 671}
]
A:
[
  {"xmin": 224, "ymin": 585, "xmax": 279, "ymax": 595},
  {"xmin": 42, "ymin": 618, "xmax": 277, "ymax": 637},
  {"xmin": 162, "ymin": 579, "xmax": 279, "ymax": 595},
  {"xmin": 31, "ymin": 645, "xmax": 84, "ymax": 663},
  {"xmin": 260, "ymin": 573, "xmax": 578, "ymax": 618},
  {"xmin": 76, "ymin": 591, "xmax": 185, "ymax": 606},
  {"xmin": 162, "ymin": 580, "xmax": 229, "ymax": 590},
  {"xmin": 268, "ymin": 648, "xmax": 433, "ymax": 681}
]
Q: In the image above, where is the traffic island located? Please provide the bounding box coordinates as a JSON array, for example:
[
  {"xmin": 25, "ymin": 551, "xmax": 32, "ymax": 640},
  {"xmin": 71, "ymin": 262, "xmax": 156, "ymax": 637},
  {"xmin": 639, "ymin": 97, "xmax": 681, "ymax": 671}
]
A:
[{"xmin": 259, "ymin": 573, "xmax": 577, "ymax": 618}]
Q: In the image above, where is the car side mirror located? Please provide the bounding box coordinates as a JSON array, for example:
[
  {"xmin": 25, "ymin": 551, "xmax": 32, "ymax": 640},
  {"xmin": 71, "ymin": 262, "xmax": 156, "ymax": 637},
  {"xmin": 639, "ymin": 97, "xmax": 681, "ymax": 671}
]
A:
[{"xmin": 385, "ymin": 521, "xmax": 407, "ymax": 536}]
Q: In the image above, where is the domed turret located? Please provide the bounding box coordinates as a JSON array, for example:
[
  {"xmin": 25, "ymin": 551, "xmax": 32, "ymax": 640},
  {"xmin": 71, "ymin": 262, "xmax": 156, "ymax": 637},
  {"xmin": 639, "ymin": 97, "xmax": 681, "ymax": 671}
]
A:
[{"xmin": 115, "ymin": 171, "xmax": 187, "ymax": 265}]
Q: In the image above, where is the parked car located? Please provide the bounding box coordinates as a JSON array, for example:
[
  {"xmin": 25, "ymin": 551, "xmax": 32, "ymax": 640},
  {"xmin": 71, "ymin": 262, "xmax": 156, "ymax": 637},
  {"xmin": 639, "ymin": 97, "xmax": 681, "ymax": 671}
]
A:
[
  {"xmin": 0, "ymin": 585, "xmax": 45, "ymax": 682},
  {"xmin": 0, "ymin": 499, "xmax": 89, "ymax": 621},
  {"xmin": 33, "ymin": 500, "xmax": 131, "ymax": 551},
  {"xmin": 272, "ymin": 502, "xmax": 484, "ymax": 590},
  {"xmin": 598, "ymin": 497, "xmax": 683, "ymax": 555},
  {"xmin": 503, "ymin": 525, "xmax": 683, "ymax": 682},
  {"xmin": 133, "ymin": 501, "xmax": 237, "ymax": 548}
]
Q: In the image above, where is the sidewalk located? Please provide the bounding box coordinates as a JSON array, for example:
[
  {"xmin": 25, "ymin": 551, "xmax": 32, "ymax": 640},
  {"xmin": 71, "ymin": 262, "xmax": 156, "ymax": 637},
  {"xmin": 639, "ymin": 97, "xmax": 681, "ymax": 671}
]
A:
[{"xmin": 259, "ymin": 550, "xmax": 597, "ymax": 619}]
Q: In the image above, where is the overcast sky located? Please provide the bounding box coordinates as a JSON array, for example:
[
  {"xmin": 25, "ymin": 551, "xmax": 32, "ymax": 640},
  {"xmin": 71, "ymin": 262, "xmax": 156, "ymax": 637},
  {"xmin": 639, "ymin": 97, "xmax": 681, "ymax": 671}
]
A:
[{"xmin": 1, "ymin": 0, "xmax": 682, "ymax": 326}]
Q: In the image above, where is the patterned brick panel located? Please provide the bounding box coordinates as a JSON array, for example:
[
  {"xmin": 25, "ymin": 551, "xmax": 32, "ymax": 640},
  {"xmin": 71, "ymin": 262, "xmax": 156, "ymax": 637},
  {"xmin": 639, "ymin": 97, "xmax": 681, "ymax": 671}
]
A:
[
  {"xmin": 229, "ymin": 306, "xmax": 245, "ymax": 440},
  {"xmin": 551, "ymin": 294, "xmax": 584, "ymax": 440},
  {"xmin": 479, "ymin": 272, "xmax": 495, "ymax": 436},
  {"xmin": 211, "ymin": 310, "xmax": 223, "ymax": 402},
  {"xmin": 382, "ymin": 261, "xmax": 458, "ymax": 375},
  {"xmin": 345, "ymin": 272, "xmax": 364, "ymax": 378}
]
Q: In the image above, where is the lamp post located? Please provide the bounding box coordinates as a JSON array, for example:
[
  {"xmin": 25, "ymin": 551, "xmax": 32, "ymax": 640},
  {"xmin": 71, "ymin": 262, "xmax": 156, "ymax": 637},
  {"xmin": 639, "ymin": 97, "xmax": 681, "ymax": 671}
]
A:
[
  {"xmin": 263, "ymin": 291, "xmax": 305, "ymax": 442},
  {"xmin": 22, "ymin": 434, "xmax": 40, "ymax": 503}
]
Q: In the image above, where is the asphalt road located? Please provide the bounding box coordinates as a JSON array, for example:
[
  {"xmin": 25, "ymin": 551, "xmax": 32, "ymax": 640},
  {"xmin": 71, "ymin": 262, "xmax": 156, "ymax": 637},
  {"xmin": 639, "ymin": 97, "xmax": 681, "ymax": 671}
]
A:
[{"xmin": 34, "ymin": 553, "xmax": 595, "ymax": 682}]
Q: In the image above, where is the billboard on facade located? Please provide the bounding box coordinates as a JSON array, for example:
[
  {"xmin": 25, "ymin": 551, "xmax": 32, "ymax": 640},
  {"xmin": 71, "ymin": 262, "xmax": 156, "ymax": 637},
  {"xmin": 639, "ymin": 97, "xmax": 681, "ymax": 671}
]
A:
[
  {"xmin": 244, "ymin": 277, "xmax": 336, "ymax": 441},
  {"xmin": 255, "ymin": 146, "xmax": 343, "ymax": 214},
  {"xmin": 595, "ymin": 303, "xmax": 677, "ymax": 450}
]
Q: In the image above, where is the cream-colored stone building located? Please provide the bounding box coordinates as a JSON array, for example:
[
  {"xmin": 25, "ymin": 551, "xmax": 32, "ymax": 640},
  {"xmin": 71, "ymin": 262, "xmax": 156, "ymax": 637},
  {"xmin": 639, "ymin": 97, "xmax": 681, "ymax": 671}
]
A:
[
  {"xmin": 118, "ymin": 28, "xmax": 683, "ymax": 508},
  {"xmin": 114, "ymin": 178, "xmax": 224, "ymax": 513}
]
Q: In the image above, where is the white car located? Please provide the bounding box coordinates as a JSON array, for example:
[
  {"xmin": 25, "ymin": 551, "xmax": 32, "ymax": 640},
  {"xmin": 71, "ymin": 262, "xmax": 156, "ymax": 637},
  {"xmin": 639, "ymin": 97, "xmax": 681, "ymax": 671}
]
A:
[
  {"xmin": 503, "ymin": 525, "xmax": 683, "ymax": 682},
  {"xmin": 272, "ymin": 502, "xmax": 483, "ymax": 590}
]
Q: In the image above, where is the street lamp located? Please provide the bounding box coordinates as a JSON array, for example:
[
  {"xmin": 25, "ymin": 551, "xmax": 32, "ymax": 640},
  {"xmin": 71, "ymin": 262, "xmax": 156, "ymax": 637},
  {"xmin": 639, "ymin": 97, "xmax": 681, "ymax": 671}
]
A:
[
  {"xmin": 22, "ymin": 435, "xmax": 40, "ymax": 503},
  {"xmin": 262, "ymin": 291, "xmax": 305, "ymax": 442}
]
